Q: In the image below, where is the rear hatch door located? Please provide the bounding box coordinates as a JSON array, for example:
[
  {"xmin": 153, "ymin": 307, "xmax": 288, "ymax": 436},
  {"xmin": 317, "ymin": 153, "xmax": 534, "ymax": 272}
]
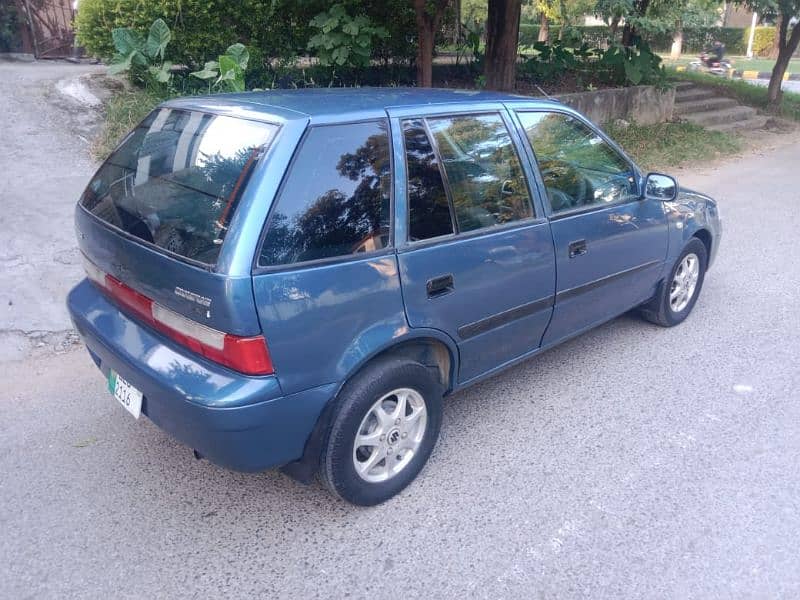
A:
[{"xmin": 76, "ymin": 105, "xmax": 280, "ymax": 336}]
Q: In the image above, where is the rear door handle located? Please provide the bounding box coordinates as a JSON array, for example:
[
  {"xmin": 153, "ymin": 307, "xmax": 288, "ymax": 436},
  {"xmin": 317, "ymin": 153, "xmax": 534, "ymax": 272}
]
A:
[
  {"xmin": 426, "ymin": 274, "xmax": 454, "ymax": 298},
  {"xmin": 568, "ymin": 240, "xmax": 588, "ymax": 258}
]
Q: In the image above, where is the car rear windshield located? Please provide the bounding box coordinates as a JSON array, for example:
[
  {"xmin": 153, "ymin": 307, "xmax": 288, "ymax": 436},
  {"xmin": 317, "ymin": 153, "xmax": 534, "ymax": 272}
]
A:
[{"xmin": 80, "ymin": 108, "xmax": 278, "ymax": 265}]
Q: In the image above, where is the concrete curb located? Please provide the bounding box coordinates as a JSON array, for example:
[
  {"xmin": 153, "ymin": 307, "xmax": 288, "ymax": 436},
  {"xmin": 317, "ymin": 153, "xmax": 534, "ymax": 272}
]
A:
[{"xmin": 674, "ymin": 64, "xmax": 800, "ymax": 81}]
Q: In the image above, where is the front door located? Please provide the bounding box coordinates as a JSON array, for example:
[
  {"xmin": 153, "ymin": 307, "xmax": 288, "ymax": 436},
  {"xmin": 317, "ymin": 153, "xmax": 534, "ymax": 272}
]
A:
[
  {"xmin": 391, "ymin": 109, "xmax": 556, "ymax": 384},
  {"xmin": 514, "ymin": 109, "xmax": 669, "ymax": 345}
]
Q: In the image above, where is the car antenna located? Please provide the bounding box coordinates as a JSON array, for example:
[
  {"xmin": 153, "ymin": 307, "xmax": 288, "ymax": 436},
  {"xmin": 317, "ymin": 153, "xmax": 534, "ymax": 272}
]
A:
[{"xmin": 535, "ymin": 84, "xmax": 552, "ymax": 98}]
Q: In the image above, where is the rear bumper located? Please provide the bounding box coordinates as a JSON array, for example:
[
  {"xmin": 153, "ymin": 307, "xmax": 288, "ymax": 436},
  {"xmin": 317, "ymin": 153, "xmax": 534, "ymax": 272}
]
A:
[{"xmin": 67, "ymin": 279, "xmax": 336, "ymax": 472}]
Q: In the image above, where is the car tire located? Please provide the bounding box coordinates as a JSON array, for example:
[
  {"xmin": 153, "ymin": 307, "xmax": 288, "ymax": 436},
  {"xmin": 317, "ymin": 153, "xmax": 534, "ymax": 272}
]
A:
[
  {"xmin": 641, "ymin": 238, "xmax": 708, "ymax": 327},
  {"xmin": 320, "ymin": 357, "xmax": 443, "ymax": 506}
]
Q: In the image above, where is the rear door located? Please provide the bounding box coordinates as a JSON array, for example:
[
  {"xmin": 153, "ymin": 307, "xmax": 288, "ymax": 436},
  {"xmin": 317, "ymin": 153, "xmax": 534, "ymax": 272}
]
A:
[
  {"xmin": 390, "ymin": 105, "xmax": 556, "ymax": 384},
  {"xmin": 511, "ymin": 108, "xmax": 669, "ymax": 345}
]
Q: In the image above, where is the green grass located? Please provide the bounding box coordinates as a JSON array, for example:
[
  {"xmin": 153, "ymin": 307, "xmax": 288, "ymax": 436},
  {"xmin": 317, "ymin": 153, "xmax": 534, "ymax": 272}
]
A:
[
  {"xmin": 605, "ymin": 121, "xmax": 742, "ymax": 171},
  {"xmin": 660, "ymin": 54, "xmax": 800, "ymax": 75},
  {"xmin": 93, "ymin": 88, "xmax": 165, "ymax": 160},
  {"xmin": 668, "ymin": 68, "xmax": 800, "ymax": 122}
]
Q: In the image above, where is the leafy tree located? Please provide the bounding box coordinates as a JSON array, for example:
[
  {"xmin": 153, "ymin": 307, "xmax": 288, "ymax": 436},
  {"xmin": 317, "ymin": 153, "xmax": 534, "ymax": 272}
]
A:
[{"xmin": 739, "ymin": 0, "xmax": 800, "ymax": 108}]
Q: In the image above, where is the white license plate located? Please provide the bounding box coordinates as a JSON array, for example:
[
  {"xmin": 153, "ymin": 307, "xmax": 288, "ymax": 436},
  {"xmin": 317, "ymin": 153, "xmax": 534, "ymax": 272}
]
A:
[{"xmin": 108, "ymin": 370, "xmax": 143, "ymax": 419}]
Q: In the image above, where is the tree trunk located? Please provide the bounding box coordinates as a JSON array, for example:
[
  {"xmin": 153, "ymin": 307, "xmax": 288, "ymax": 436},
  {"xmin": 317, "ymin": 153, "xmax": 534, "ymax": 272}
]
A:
[
  {"xmin": 767, "ymin": 17, "xmax": 800, "ymax": 110},
  {"xmin": 538, "ymin": 14, "xmax": 550, "ymax": 43},
  {"xmin": 484, "ymin": 0, "xmax": 522, "ymax": 91},
  {"xmin": 621, "ymin": 0, "xmax": 650, "ymax": 47},
  {"xmin": 413, "ymin": 0, "xmax": 448, "ymax": 87},
  {"xmin": 769, "ymin": 16, "xmax": 782, "ymax": 60},
  {"xmin": 609, "ymin": 15, "xmax": 620, "ymax": 43},
  {"xmin": 670, "ymin": 20, "xmax": 683, "ymax": 59},
  {"xmin": 621, "ymin": 23, "xmax": 633, "ymax": 46}
]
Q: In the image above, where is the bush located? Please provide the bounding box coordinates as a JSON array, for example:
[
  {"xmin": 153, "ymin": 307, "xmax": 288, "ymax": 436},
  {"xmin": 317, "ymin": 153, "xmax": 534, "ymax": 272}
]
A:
[
  {"xmin": 518, "ymin": 25, "xmax": 610, "ymax": 48},
  {"xmin": 518, "ymin": 24, "xmax": 748, "ymax": 56},
  {"xmin": 75, "ymin": 0, "xmax": 322, "ymax": 68},
  {"xmin": 647, "ymin": 27, "xmax": 746, "ymax": 55},
  {"xmin": 0, "ymin": 1, "xmax": 22, "ymax": 52},
  {"xmin": 743, "ymin": 26, "xmax": 775, "ymax": 58},
  {"xmin": 307, "ymin": 4, "xmax": 387, "ymax": 69}
]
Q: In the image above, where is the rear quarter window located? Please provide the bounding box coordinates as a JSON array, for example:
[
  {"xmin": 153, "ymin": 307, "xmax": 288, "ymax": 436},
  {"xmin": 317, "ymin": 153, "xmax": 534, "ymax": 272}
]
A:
[
  {"xmin": 80, "ymin": 108, "xmax": 278, "ymax": 265},
  {"xmin": 259, "ymin": 120, "xmax": 392, "ymax": 267}
]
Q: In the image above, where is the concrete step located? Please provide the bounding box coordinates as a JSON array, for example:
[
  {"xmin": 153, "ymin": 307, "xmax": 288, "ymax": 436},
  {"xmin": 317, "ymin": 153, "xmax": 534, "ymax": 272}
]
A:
[
  {"xmin": 682, "ymin": 105, "xmax": 758, "ymax": 127},
  {"xmin": 675, "ymin": 81, "xmax": 696, "ymax": 91},
  {"xmin": 675, "ymin": 87, "xmax": 718, "ymax": 103},
  {"xmin": 706, "ymin": 115, "xmax": 769, "ymax": 133},
  {"xmin": 674, "ymin": 96, "xmax": 739, "ymax": 115}
]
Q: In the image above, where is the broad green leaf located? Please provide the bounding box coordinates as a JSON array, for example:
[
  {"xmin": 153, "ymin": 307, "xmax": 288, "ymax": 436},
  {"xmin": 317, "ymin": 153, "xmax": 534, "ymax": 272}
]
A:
[
  {"xmin": 342, "ymin": 21, "xmax": 359, "ymax": 36},
  {"xmin": 309, "ymin": 14, "xmax": 328, "ymax": 28},
  {"xmin": 148, "ymin": 64, "xmax": 172, "ymax": 83},
  {"xmin": 624, "ymin": 61, "xmax": 642, "ymax": 85},
  {"xmin": 190, "ymin": 69, "xmax": 217, "ymax": 80},
  {"xmin": 225, "ymin": 43, "xmax": 249, "ymax": 70},
  {"xmin": 111, "ymin": 28, "xmax": 143, "ymax": 55},
  {"xmin": 322, "ymin": 16, "xmax": 339, "ymax": 33},
  {"xmin": 107, "ymin": 51, "xmax": 134, "ymax": 74},
  {"xmin": 218, "ymin": 54, "xmax": 239, "ymax": 77},
  {"xmin": 329, "ymin": 4, "xmax": 346, "ymax": 19},
  {"xmin": 145, "ymin": 18, "xmax": 171, "ymax": 60}
]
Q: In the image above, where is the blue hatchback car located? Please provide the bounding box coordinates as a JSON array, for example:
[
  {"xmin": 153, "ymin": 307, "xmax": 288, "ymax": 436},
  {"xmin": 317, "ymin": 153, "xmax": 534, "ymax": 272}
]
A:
[{"xmin": 68, "ymin": 88, "xmax": 721, "ymax": 505}]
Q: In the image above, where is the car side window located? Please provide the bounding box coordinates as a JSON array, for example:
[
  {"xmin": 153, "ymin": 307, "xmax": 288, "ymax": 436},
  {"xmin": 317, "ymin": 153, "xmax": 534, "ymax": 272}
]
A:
[
  {"xmin": 259, "ymin": 120, "xmax": 391, "ymax": 266},
  {"xmin": 426, "ymin": 113, "xmax": 533, "ymax": 233},
  {"xmin": 402, "ymin": 119, "xmax": 454, "ymax": 241},
  {"xmin": 517, "ymin": 111, "xmax": 638, "ymax": 215}
]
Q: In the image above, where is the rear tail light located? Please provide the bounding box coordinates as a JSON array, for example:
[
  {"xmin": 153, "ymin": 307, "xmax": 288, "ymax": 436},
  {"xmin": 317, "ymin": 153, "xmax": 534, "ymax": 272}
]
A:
[{"xmin": 82, "ymin": 256, "xmax": 273, "ymax": 375}]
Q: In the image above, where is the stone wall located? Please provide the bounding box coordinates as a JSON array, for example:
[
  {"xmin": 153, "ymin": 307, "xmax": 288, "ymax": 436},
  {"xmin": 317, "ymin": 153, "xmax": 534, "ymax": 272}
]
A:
[{"xmin": 556, "ymin": 85, "xmax": 675, "ymax": 126}]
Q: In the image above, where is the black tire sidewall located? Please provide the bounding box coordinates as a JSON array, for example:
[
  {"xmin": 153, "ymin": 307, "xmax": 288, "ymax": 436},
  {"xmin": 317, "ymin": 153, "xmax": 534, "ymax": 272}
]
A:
[
  {"xmin": 322, "ymin": 359, "xmax": 443, "ymax": 506},
  {"xmin": 662, "ymin": 239, "xmax": 708, "ymax": 325}
]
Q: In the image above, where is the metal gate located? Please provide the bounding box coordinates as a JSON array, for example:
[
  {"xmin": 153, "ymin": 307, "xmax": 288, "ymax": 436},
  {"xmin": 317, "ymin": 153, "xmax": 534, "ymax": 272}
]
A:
[{"xmin": 22, "ymin": 0, "xmax": 75, "ymax": 59}]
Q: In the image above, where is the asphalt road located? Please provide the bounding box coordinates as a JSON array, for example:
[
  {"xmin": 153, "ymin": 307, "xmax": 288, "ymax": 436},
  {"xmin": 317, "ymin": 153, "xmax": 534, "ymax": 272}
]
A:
[
  {"xmin": 2, "ymin": 66, "xmax": 800, "ymax": 598},
  {"xmin": 750, "ymin": 77, "xmax": 800, "ymax": 93}
]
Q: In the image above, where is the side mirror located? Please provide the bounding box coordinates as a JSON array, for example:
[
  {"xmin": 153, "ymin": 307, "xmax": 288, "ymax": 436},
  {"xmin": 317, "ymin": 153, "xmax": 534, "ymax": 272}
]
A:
[{"xmin": 644, "ymin": 173, "xmax": 678, "ymax": 201}]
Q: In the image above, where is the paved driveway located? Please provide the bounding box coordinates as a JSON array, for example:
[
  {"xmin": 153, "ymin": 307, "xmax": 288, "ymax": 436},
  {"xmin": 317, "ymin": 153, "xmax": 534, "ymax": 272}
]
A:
[
  {"xmin": 0, "ymin": 60, "xmax": 104, "ymax": 360},
  {"xmin": 1, "ymin": 68, "xmax": 799, "ymax": 598}
]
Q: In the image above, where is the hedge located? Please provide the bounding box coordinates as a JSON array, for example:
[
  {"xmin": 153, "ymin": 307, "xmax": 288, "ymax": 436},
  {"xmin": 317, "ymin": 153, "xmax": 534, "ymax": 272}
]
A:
[
  {"xmin": 519, "ymin": 25, "xmax": 609, "ymax": 48},
  {"xmin": 75, "ymin": 0, "xmax": 326, "ymax": 67},
  {"xmin": 743, "ymin": 26, "xmax": 776, "ymax": 58},
  {"xmin": 518, "ymin": 24, "xmax": 748, "ymax": 55}
]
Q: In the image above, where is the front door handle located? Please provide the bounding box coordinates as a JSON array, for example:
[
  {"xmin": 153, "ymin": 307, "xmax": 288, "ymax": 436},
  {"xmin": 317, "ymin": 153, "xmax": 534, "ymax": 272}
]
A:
[
  {"xmin": 568, "ymin": 240, "xmax": 588, "ymax": 258},
  {"xmin": 426, "ymin": 274, "xmax": 454, "ymax": 298}
]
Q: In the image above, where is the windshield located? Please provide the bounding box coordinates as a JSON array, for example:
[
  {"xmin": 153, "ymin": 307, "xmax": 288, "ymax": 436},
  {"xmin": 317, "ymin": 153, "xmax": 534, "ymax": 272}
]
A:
[{"xmin": 80, "ymin": 108, "xmax": 278, "ymax": 265}]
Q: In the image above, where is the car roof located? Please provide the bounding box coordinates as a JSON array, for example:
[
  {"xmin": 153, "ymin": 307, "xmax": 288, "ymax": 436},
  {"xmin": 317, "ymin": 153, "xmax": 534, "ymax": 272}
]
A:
[{"xmin": 163, "ymin": 87, "xmax": 564, "ymax": 123}]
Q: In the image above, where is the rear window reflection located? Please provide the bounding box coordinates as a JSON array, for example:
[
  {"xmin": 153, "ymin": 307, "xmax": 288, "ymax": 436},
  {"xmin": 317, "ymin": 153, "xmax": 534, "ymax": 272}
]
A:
[{"xmin": 81, "ymin": 109, "xmax": 277, "ymax": 265}]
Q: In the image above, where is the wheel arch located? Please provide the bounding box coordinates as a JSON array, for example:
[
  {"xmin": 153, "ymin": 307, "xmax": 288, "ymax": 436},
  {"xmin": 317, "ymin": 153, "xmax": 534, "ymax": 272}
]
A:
[
  {"xmin": 692, "ymin": 228, "xmax": 712, "ymax": 267},
  {"xmin": 280, "ymin": 330, "xmax": 459, "ymax": 483}
]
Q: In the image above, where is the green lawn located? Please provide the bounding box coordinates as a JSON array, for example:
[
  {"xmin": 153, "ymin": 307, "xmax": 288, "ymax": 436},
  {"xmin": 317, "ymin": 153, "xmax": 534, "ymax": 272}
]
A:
[
  {"xmin": 605, "ymin": 121, "xmax": 742, "ymax": 171},
  {"xmin": 660, "ymin": 54, "xmax": 800, "ymax": 75}
]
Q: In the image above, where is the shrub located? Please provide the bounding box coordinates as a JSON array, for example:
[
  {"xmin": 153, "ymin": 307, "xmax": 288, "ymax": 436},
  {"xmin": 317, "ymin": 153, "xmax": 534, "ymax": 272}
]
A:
[
  {"xmin": 75, "ymin": 0, "xmax": 321, "ymax": 68},
  {"xmin": 307, "ymin": 3, "xmax": 387, "ymax": 69},
  {"xmin": 107, "ymin": 18, "xmax": 174, "ymax": 89},
  {"xmin": 518, "ymin": 24, "xmax": 748, "ymax": 56},
  {"xmin": 743, "ymin": 26, "xmax": 776, "ymax": 58},
  {"xmin": 0, "ymin": 1, "xmax": 22, "ymax": 52},
  {"xmin": 647, "ymin": 27, "xmax": 746, "ymax": 55},
  {"xmin": 190, "ymin": 44, "xmax": 251, "ymax": 92}
]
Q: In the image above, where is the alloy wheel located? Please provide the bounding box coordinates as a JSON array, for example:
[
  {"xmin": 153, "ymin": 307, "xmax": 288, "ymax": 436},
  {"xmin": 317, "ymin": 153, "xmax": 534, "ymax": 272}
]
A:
[{"xmin": 352, "ymin": 388, "xmax": 428, "ymax": 483}]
